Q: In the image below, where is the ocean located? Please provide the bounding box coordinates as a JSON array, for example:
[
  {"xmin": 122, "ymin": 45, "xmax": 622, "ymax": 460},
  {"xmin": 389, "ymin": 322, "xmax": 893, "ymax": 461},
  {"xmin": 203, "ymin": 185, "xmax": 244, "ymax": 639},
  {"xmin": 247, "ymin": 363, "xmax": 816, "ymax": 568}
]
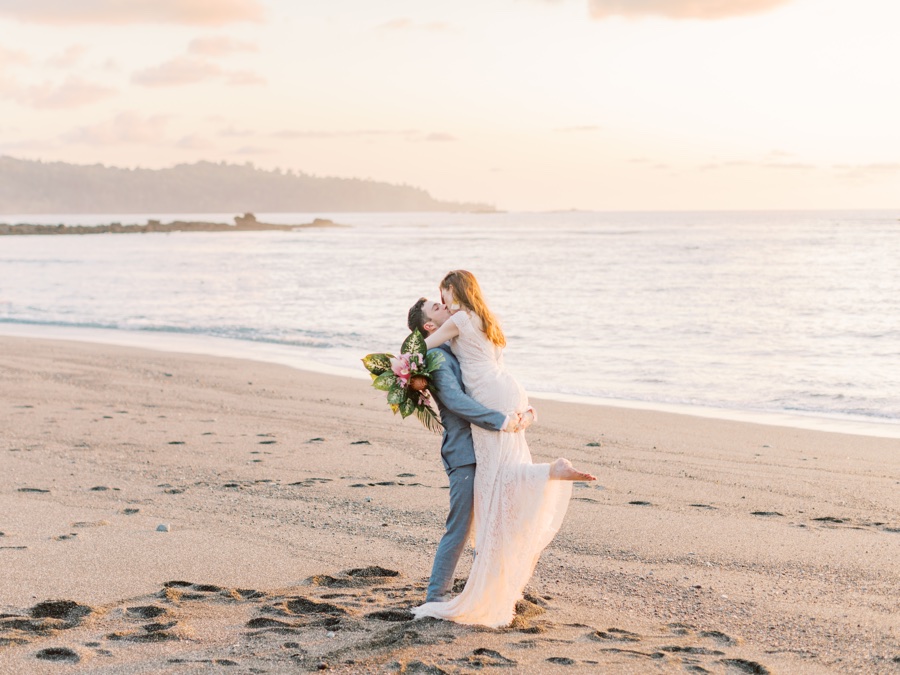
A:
[{"xmin": 1, "ymin": 210, "xmax": 898, "ymax": 438}]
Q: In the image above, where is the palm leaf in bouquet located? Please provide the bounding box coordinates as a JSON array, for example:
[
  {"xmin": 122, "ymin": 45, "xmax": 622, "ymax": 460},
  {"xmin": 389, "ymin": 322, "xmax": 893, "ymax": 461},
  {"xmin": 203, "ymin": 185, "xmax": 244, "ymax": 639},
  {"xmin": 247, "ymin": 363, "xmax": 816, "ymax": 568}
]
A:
[{"xmin": 415, "ymin": 405, "xmax": 442, "ymax": 434}]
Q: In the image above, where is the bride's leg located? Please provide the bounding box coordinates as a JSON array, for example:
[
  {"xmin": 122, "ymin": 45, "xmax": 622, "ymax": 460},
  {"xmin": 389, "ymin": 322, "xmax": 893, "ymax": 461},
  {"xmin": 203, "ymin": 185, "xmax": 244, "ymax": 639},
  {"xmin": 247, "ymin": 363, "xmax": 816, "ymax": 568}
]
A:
[{"xmin": 549, "ymin": 458, "xmax": 596, "ymax": 481}]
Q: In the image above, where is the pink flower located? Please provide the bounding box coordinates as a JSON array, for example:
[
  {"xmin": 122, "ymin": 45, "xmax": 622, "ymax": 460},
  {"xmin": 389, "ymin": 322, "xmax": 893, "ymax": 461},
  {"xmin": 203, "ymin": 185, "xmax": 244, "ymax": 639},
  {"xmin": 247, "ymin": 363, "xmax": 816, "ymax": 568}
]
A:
[{"xmin": 390, "ymin": 354, "xmax": 411, "ymax": 378}]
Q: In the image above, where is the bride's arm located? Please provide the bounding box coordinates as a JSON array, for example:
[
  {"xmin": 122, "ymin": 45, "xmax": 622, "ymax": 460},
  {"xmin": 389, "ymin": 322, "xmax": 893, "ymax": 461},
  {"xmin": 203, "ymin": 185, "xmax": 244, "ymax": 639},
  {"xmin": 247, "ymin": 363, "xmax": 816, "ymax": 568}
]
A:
[{"xmin": 424, "ymin": 320, "xmax": 459, "ymax": 349}]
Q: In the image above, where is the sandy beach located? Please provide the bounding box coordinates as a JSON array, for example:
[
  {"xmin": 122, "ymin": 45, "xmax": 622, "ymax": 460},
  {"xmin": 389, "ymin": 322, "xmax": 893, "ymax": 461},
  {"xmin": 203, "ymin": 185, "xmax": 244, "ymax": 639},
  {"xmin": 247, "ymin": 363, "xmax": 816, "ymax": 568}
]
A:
[{"xmin": 1, "ymin": 335, "xmax": 897, "ymax": 674}]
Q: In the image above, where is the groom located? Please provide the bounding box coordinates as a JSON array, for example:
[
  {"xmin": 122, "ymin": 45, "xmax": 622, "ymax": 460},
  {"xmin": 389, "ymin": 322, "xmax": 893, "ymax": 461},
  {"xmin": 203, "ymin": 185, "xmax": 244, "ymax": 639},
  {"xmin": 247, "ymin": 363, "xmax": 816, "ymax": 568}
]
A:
[{"xmin": 407, "ymin": 297, "xmax": 531, "ymax": 602}]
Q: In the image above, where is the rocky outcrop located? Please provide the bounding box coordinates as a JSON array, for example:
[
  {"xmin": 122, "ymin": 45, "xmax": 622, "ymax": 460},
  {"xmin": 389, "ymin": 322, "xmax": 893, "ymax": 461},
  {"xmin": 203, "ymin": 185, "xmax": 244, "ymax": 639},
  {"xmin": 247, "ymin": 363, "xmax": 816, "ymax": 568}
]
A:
[{"xmin": 0, "ymin": 214, "xmax": 344, "ymax": 236}]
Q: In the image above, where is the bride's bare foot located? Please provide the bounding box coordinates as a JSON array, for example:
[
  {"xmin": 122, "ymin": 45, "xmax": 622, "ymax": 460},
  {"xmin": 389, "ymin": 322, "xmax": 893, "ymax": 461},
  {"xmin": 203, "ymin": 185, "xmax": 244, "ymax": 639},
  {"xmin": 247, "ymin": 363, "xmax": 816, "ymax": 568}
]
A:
[{"xmin": 549, "ymin": 458, "xmax": 596, "ymax": 481}]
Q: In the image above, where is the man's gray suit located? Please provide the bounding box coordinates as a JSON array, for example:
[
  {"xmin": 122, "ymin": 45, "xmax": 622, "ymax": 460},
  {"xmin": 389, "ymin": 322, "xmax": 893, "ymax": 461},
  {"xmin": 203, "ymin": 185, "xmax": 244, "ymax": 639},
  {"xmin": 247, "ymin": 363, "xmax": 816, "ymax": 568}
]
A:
[{"xmin": 426, "ymin": 343, "xmax": 507, "ymax": 602}]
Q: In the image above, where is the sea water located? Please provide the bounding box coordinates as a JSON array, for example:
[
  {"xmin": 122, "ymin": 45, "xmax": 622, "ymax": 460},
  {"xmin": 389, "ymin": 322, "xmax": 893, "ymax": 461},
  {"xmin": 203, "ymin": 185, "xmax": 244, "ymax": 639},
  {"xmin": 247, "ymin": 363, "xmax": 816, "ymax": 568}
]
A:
[{"xmin": 1, "ymin": 210, "xmax": 898, "ymax": 436}]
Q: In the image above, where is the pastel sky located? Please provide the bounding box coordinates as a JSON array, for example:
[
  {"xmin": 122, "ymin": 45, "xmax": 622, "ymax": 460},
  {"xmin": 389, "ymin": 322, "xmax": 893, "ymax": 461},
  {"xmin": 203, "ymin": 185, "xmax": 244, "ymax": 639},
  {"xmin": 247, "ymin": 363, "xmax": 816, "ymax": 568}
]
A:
[{"xmin": 1, "ymin": 0, "xmax": 898, "ymax": 211}]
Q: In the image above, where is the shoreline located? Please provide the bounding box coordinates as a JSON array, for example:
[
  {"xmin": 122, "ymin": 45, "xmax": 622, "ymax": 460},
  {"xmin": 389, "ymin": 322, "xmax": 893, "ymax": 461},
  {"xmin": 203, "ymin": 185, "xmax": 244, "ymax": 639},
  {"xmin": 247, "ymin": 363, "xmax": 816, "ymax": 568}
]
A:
[
  {"xmin": 1, "ymin": 322, "xmax": 897, "ymax": 440},
  {"xmin": 2, "ymin": 335, "xmax": 898, "ymax": 673}
]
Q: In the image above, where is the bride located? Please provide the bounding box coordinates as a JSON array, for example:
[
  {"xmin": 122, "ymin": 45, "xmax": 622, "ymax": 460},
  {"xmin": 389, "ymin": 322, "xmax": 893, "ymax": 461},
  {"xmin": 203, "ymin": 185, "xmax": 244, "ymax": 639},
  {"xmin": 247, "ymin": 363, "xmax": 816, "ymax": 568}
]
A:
[{"xmin": 412, "ymin": 270, "xmax": 595, "ymax": 628}]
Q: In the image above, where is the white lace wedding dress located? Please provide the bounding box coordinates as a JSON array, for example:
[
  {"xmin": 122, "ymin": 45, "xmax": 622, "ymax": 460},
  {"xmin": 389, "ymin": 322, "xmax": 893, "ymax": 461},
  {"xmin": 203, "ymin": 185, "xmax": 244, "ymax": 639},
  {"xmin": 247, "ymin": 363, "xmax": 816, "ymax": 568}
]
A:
[{"xmin": 412, "ymin": 310, "xmax": 573, "ymax": 627}]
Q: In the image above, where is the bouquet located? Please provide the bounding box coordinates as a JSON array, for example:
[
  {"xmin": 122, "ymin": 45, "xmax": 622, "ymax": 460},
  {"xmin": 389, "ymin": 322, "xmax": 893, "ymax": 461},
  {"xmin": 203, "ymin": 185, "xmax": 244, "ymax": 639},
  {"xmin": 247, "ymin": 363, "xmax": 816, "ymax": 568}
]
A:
[{"xmin": 362, "ymin": 329, "xmax": 445, "ymax": 432}]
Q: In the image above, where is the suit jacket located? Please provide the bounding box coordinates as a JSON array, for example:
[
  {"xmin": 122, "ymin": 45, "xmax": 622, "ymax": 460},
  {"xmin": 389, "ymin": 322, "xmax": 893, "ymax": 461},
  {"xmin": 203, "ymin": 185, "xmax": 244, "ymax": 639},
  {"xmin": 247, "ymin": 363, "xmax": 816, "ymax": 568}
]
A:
[{"xmin": 429, "ymin": 343, "xmax": 507, "ymax": 471}]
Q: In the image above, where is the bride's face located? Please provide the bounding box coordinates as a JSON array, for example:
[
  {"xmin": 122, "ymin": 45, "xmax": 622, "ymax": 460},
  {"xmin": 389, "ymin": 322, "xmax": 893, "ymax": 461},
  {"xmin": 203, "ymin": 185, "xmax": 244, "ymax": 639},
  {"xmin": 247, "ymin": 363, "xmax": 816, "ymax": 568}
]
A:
[{"xmin": 440, "ymin": 286, "xmax": 454, "ymax": 307}]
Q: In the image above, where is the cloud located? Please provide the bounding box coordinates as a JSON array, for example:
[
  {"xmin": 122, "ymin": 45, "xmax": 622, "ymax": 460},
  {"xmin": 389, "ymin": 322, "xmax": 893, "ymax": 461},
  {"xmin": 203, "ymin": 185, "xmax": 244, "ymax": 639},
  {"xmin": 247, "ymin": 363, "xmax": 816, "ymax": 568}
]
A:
[
  {"xmin": 423, "ymin": 132, "xmax": 457, "ymax": 142},
  {"xmin": 376, "ymin": 18, "xmax": 454, "ymax": 32},
  {"xmin": 0, "ymin": 45, "xmax": 29, "ymax": 68},
  {"xmin": 0, "ymin": 138, "xmax": 58, "ymax": 152},
  {"xmin": 700, "ymin": 159, "xmax": 815, "ymax": 171},
  {"xmin": 588, "ymin": 0, "xmax": 793, "ymax": 21},
  {"xmin": 132, "ymin": 56, "xmax": 221, "ymax": 86},
  {"xmin": 188, "ymin": 35, "xmax": 258, "ymax": 56},
  {"xmin": 234, "ymin": 145, "xmax": 272, "ymax": 154},
  {"xmin": 46, "ymin": 45, "xmax": 88, "ymax": 68},
  {"xmin": 176, "ymin": 134, "xmax": 214, "ymax": 150},
  {"xmin": 271, "ymin": 129, "xmax": 408, "ymax": 139},
  {"xmin": 833, "ymin": 162, "xmax": 900, "ymax": 181},
  {"xmin": 62, "ymin": 111, "xmax": 168, "ymax": 145},
  {"xmin": 555, "ymin": 125, "xmax": 601, "ymax": 133},
  {"xmin": 225, "ymin": 70, "xmax": 265, "ymax": 86},
  {"xmin": 17, "ymin": 76, "xmax": 116, "ymax": 108},
  {"xmin": 131, "ymin": 56, "xmax": 264, "ymax": 87},
  {"xmin": 627, "ymin": 157, "xmax": 669, "ymax": 169},
  {"xmin": 219, "ymin": 126, "xmax": 253, "ymax": 138},
  {"xmin": 0, "ymin": 0, "xmax": 264, "ymax": 25}
]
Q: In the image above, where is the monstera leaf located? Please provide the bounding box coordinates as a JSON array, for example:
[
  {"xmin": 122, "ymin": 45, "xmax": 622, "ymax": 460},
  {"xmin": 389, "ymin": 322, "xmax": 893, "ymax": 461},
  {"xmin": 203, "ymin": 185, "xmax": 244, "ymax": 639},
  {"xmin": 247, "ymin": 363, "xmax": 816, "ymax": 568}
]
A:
[
  {"xmin": 401, "ymin": 329, "xmax": 427, "ymax": 358},
  {"xmin": 362, "ymin": 353, "xmax": 394, "ymax": 376},
  {"xmin": 424, "ymin": 349, "xmax": 445, "ymax": 375},
  {"xmin": 372, "ymin": 371, "xmax": 398, "ymax": 391}
]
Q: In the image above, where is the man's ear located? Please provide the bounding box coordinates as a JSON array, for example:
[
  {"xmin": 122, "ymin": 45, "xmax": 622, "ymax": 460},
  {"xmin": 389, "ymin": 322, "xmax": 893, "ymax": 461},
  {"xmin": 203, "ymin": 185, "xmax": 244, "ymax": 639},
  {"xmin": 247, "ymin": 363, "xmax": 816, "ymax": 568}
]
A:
[{"xmin": 423, "ymin": 321, "xmax": 436, "ymax": 334}]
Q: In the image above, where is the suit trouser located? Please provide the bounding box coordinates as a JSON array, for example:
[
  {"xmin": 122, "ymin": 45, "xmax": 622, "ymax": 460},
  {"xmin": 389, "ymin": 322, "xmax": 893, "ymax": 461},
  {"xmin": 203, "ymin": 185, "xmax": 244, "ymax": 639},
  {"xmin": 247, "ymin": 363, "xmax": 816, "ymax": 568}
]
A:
[{"xmin": 426, "ymin": 463, "xmax": 475, "ymax": 602}]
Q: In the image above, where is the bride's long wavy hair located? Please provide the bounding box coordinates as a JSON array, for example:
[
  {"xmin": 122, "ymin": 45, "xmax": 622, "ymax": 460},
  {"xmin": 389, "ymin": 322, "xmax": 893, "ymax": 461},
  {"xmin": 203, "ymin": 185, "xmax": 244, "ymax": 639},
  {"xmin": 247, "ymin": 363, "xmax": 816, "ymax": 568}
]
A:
[{"xmin": 440, "ymin": 270, "xmax": 506, "ymax": 348}]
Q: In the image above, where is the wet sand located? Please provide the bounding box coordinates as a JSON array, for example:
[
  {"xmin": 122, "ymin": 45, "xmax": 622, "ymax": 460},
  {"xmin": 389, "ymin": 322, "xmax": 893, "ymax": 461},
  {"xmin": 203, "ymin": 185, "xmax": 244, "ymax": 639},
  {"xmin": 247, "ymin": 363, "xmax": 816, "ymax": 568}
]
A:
[{"xmin": 1, "ymin": 336, "xmax": 898, "ymax": 673}]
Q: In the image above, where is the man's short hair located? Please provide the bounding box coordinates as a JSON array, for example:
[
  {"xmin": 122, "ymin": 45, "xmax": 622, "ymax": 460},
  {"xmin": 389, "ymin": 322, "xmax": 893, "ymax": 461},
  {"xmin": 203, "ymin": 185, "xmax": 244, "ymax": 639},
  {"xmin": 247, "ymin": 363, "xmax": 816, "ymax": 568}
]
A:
[{"xmin": 407, "ymin": 297, "xmax": 428, "ymax": 334}]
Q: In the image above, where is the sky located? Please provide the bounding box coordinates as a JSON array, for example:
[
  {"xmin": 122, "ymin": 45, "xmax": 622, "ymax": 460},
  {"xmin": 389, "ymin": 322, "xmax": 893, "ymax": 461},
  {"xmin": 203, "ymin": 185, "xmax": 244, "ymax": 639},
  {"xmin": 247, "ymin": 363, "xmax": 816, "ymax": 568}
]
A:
[{"xmin": 1, "ymin": 0, "xmax": 898, "ymax": 211}]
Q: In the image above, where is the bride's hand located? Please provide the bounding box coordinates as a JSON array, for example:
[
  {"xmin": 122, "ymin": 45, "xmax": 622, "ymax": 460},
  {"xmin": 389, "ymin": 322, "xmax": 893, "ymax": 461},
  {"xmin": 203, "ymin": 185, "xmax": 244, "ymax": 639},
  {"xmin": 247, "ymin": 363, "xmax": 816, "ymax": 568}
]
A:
[
  {"xmin": 504, "ymin": 412, "xmax": 523, "ymax": 433},
  {"xmin": 518, "ymin": 409, "xmax": 535, "ymax": 432}
]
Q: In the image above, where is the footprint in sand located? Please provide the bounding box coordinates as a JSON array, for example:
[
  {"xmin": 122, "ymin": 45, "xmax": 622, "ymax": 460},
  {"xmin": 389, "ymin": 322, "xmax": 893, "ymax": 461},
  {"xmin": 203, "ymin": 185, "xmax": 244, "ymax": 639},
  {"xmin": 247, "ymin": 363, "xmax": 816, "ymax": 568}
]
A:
[
  {"xmin": 700, "ymin": 630, "xmax": 738, "ymax": 646},
  {"xmin": 288, "ymin": 477, "xmax": 333, "ymax": 488},
  {"xmin": 452, "ymin": 648, "xmax": 518, "ymax": 668},
  {"xmin": 125, "ymin": 606, "xmax": 169, "ymax": 620},
  {"xmin": 751, "ymin": 511, "xmax": 783, "ymax": 517},
  {"xmin": 35, "ymin": 647, "xmax": 81, "ymax": 663},
  {"xmin": 547, "ymin": 656, "xmax": 577, "ymax": 665},
  {"xmin": 590, "ymin": 628, "xmax": 641, "ymax": 643},
  {"xmin": 367, "ymin": 609, "xmax": 414, "ymax": 622},
  {"xmin": 719, "ymin": 658, "xmax": 772, "ymax": 674}
]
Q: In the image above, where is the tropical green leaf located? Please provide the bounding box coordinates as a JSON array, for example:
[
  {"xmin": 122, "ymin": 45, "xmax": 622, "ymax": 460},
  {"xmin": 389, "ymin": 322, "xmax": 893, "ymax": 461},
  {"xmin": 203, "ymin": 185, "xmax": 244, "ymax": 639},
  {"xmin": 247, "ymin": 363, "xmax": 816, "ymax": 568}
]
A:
[
  {"xmin": 424, "ymin": 349, "xmax": 445, "ymax": 374},
  {"xmin": 362, "ymin": 352, "xmax": 394, "ymax": 376},
  {"xmin": 398, "ymin": 396, "xmax": 417, "ymax": 418},
  {"xmin": 401, "ymin": 329, "xmax": 427, "ymax": 358},
  {"xmin": 372, "ymin": 371, "xmax": 398, "ymax": 391},
  {"xmin": 415, "ymin": 405, "xmax": 443, "ymax": 433},
  {"xmin": 387, "ymin": 386, "xmax": 406, "ymax": 405}
]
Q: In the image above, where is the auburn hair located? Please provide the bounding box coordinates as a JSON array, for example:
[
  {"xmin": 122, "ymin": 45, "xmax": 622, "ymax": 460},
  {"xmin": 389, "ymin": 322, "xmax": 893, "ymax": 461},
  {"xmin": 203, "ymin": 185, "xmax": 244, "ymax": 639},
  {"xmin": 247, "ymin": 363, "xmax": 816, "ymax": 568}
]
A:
[{"xmin": 440, "ymin": 270, "xmax": 506, "ymax": 347}]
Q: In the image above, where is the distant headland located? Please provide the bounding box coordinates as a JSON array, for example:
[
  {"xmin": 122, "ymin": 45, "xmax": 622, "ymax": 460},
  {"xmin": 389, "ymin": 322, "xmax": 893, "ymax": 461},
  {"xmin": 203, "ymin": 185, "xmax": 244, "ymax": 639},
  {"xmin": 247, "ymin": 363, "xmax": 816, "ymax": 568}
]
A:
[
  {"xmin": 0, "ymin": 156, "xmax": 495, "ymax": 214},
  {"xmin": 0, "ymin": 213, "xmax": 344, "ymax": 236}
]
